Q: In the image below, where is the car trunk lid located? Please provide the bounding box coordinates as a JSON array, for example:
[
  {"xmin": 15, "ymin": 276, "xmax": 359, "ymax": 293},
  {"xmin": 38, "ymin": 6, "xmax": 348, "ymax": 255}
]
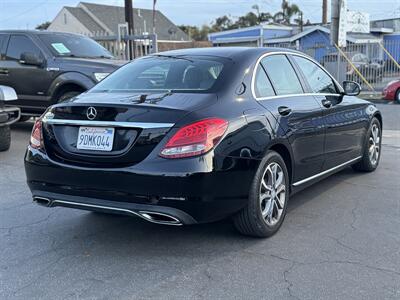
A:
[{"xmin": 41, "ymin": 92, "xmax": 217, "ymax": 167}]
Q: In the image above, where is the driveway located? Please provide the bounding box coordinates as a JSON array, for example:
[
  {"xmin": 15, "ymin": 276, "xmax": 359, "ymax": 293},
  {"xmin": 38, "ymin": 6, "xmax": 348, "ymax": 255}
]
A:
[{"xmin": 1, "ymin": 104, "xmax": 399, "ymax": 299}]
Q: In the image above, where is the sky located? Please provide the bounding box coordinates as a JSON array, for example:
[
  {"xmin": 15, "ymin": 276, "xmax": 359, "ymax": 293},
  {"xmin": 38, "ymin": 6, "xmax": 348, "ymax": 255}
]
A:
[{"xmin": 0, "ymin": 0, "xmax": 399, "ymax": 30}]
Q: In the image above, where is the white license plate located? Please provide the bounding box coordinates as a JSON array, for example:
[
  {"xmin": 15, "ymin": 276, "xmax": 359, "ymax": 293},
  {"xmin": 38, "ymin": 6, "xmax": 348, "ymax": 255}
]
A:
[{"xmin": 77, "ymin": 127, "xmax": 114, "ymax": 151}]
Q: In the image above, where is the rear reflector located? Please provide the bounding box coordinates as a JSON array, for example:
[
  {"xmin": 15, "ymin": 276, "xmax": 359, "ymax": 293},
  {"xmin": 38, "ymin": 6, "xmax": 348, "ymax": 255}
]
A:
[
  {"xmin": 30, "ymin": 119, "xmax": 43, "ymax": 150},
  {"xmin": 160, "ymin": 118, "xmax": 228, "ymax": 159}
]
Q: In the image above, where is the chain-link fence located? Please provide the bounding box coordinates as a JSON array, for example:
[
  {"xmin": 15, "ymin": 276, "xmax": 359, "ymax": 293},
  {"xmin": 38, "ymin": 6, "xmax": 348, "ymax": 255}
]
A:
[{"xmin": 92, "ymin": 33, "xmax": 158, "ymax": 60}]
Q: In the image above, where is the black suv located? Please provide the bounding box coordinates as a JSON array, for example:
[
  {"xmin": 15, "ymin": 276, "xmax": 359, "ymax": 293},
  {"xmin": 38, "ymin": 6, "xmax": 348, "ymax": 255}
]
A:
[{"xmin": 0, "ymin": 31, "xmax": 125, "ymax": 118}]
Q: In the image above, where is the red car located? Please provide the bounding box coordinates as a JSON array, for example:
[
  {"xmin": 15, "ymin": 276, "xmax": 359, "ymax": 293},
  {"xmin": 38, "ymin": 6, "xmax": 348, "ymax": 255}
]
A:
[{"xmin": 383, "ymin": 80, "xmax": 400, "ymax": 103}]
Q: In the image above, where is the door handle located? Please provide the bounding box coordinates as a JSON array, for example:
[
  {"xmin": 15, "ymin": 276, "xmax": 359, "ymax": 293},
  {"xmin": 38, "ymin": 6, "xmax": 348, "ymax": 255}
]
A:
[
  {"xmin": 322, "ymin": 99, "xmax": 332, "ymax": 108},
  {"xmin": 0, "ymin": 69, "xmax": 9, "ymax": 75},
  {"xmin": 278, "ymin": 106, "xmax": 292, "ymax": 116}
]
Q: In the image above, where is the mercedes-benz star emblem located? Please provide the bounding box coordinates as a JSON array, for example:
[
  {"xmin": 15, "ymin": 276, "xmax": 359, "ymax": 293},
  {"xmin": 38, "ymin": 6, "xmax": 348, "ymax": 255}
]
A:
[{"xmin": 87, "ymin": 107, "xmax": 97, "ymax": 120}]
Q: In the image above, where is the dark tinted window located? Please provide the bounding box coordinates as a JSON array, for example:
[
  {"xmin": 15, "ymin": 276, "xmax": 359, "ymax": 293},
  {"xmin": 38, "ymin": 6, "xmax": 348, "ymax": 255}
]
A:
[
  {"xmin": 261, "ymin": 55, "xmax": 303, "ymax": 95},
  {"xmin": 38, "ymin": 34, "xmax": 113, "ymax": 58},
  {"xmin": 92, "ymin": 56, "xmax": 224, "ymax": 93},
  {"xmin": 254, "ymin": 65, "xmax": 275, "ymax": 98},
  {"xmin": 0, "ymin": 35, "xmax": 7, "ymax": 55},
  {"xmin": 293, "ymin": 56, "xmax": 338, "ymax": 94},
  {"xmin": 6, "ymin": 35, "xmax": 41, "ymax": 60}
]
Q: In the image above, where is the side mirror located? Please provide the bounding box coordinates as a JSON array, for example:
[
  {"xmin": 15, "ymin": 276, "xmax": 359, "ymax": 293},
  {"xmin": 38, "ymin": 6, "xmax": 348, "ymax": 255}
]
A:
[
  {"xmin": 20, "ymin": 52, "xmax": 43, "ymax": 66},
  {"xmin": 0, "ymin": 85, "xmax": 18, "ymax": 101},
  {"xmin": 342, "ymin": 81, "xmax": 361, "ymax": 96}
]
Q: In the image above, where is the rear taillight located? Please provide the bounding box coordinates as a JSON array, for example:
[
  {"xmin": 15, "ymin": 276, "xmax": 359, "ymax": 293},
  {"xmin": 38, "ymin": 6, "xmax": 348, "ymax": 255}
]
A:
[
  {"xmin": 30, "ymin": 119, "xmax": 43, "ymax": 150},
  {"xmin": 160, "ymin": 118, "xmax": 228, "ymax": 159}
]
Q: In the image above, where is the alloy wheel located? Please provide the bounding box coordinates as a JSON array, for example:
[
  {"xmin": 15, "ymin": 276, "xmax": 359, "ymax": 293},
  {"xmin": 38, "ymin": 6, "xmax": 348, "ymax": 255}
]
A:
[
  {"xmin": 368, "ymin": 124, "xmax": 380, "ymax": 166},
  {"xmin": 260, "ymin": 162, "xmax": 286, "ymax": 226}
]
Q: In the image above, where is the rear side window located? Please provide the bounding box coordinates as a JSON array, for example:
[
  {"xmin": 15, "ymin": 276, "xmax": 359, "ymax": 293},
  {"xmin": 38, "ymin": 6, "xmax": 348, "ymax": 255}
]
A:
[
  {"xmin": 261, "ymin": 55, "xmax": 303, "ymax": 95},
  {"xmin": 293, "ymin": 56, "xmax": 338, "ymax": 94},
  {"xmin": 6, "ymin": 35, "xmax": 41, "ymax": 61},
  {"xmin": 254, "ymin": 65, "xmax": 275, "ymax": 98}
]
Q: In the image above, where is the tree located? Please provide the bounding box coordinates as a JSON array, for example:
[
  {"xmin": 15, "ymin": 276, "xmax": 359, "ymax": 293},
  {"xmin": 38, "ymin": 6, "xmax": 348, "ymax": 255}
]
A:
[
  {"xmin": 35, "ymin": 21, "xmax": 51, "ymax": 30},
  {"xmin": 211, "ymin": 15, "xmax": 234, "ymax": 32},
  {"xmin": 178, "ymin": 25, "xmax": 210, "ymax": 41},
  {"xmin": 252, "ymin": 5, "xmax": 273, "ymax": 24},
  {"xmin": 273, "ymin": 0, "xmax": 302, "ymax": 25}
]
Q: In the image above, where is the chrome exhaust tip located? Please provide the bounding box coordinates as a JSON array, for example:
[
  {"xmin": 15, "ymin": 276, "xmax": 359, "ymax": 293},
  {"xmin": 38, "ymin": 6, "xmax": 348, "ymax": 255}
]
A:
[
  {"xmin": 139, "ymin": 211, "xmax": 182, "ymax": 226},
  {"xmin": 33, "ymin": 197, "xmax": 52, "ymax": 207}
]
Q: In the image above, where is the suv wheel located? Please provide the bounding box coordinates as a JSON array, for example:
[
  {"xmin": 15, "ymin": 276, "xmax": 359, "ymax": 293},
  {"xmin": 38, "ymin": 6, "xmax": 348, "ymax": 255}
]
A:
[
  {"xmin": 0, "ymin": 126, "xmax": 11, "ymax": 151},
  {"xmin": 233, "ymin": 151, "xmax": 289, "ymax": 237},
  {"xmin": 18, "ymin": 116, "xmax": 31, "ymax": 122},
  {"xmin": 57, "ymin": 91, "xmax": 82, "ymax": 103}
]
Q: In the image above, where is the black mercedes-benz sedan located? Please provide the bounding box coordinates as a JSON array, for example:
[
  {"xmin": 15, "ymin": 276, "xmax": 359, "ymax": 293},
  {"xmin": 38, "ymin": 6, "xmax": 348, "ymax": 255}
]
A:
[{"xmin": 25, "ymin": 47, "xmax": 382, "ymax": 237}]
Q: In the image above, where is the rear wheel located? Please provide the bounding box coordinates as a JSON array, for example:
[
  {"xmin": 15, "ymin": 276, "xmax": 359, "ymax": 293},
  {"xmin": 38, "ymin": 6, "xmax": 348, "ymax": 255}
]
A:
[
  {"xmin": 395, "ymin": 89, "xmax": 400, "ymax": 104},
  {"xmin": 0, "ymin": 125, "xmax": 11, "ymax": 151},
  {"xmin": 352, "ymin": 117, "xmax": 382, "ymax": 172},
  {"xmin": 233, "ymin": 151, "xmax": 289, "ymax": 237},
  {"xmin": 18, "ymin": 116, "xmax": 31, "ymax": 122}
]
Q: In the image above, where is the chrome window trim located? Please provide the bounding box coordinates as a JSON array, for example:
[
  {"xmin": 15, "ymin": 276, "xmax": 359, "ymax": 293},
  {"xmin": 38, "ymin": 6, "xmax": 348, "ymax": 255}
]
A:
[
  {"xmin": 255, "ymin": 93, "xmax": 342, "ymax": 101},
  {"xmin": 251, "ymin": 51, "xmax": 344, "ymax": 101},
  {"xmin": 42, "ymin": 119, "xmax": 175, "ymax": 129},
  {"xmin": 292, "ymin": 156, "xmax": 362, "ymax": 187}
]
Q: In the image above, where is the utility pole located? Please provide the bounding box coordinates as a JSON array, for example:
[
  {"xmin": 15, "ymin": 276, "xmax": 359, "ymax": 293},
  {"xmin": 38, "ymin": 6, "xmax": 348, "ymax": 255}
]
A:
[
  {"xmin": 331, "ymin": 0, "xmax": 339, "ymax": 46},
  {"xmin": 124, "ymin": 0, "xmax": 135, "ymax": 59},
  {"xmin": 322, "ymin": 0, "xmax": 328, "ymax": 24},
  {"xmin": 300, "ymin": 12, "xmax": 304, "ymax": 32}
]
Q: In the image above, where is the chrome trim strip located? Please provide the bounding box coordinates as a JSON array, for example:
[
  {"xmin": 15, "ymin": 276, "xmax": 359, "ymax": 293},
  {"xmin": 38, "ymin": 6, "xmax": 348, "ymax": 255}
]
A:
[
  {"xmin": 251, "ymin": 51, "xmax": 343, "ymax": 101},
  {"xmin": 292, "ymin": 156, "xmax": 362, "ymax": 187},
  {"xmin": 43, "ymin": 119, "xmax": 175, "ymax": 129},
  {"xmin": 256, "ymin": 93, "xmax": 342, "ymax": 101},
  {"xmin": 50, "ymin": 200, "xmax": 183, "ymax": 226}
]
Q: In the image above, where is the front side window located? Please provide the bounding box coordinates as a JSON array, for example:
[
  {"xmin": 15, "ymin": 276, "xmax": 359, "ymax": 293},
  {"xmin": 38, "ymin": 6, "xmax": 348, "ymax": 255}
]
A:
[
  {"xmin": 261, "ymin": 55, "xmax": 303, "ymax": 95},
  {"xmin": 293, "ymin": 56, "xmax": 338, "ymax": 94},
  {"xmin": 254, "ymin": 65, "xmax": 275, "ymax": 98},
  {"xmin": 91, "ymin": 56, "xmax": 225, "ymax": 93},
  {"xmin": 6, "ymin": 35, "xmax": 41, "ymax": 60}
]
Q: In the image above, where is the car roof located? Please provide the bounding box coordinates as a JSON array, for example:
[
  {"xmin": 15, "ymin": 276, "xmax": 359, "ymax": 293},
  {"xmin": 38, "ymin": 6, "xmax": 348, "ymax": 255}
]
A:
[
  {"xmin": 0, "ymin": 30, "xmax": 85, "ymax": 37},
  {"xmin": 154, "ymin": 47, "xmax": 305, "ymax": 60}
]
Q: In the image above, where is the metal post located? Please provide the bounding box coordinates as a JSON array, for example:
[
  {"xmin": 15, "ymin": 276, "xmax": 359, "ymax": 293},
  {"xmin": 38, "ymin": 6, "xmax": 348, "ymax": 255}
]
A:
[{"xmin": 125, "ymin": 0, "xmax": 135, "ymax": 59}]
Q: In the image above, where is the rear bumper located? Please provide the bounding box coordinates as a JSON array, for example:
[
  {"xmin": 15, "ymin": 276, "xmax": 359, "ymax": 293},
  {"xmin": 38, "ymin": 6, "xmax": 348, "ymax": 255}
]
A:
[{"xmin": 25, "ymin": 147, "xmax": 258, "ymax": 224}]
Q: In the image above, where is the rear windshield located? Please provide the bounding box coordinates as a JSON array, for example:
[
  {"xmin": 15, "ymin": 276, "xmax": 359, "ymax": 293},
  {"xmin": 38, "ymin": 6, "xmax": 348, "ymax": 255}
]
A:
[
  {"xmin": 91, "ymin": 56, "xmax": 225, "ymax": 93},
  {"xmin": 38, "ymin": 34, "xmax": 113, "ymax": 59}
]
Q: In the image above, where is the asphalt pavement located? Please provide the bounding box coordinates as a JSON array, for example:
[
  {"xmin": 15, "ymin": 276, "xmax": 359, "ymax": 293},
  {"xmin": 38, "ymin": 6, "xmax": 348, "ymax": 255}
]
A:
[{"xmin": 1, "ymin": 104, "xmax": 399, "ymax": 300}]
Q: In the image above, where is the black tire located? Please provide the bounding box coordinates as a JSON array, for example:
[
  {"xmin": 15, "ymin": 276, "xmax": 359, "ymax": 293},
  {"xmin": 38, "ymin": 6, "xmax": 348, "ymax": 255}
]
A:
[
  {"xmin": 18, "ymin": 116, "xmax": 31, "ymax": 122},
  {"xmin": 395, "ymin": 89, "xmax": 400, "ymax": 104},
  {"xmin": 233, "ymin": 151, "xmax": 289, "ymax": 238},
  {"xmin": 0, "ymin": 125, "xmax": 11, "ymax": 152},
  {"xmin": 352, "ymin": 117, "xmax": 382, "ymax": 172},
  {"xmin": 57, "ymin": 91, "xmax": 82, "ymax": 103}
]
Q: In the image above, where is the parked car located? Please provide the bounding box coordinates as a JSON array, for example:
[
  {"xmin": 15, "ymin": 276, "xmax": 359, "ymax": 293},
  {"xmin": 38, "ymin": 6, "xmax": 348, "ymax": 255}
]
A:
[
  {"xmin": 25, "ymin": 48, "xmax": 382, "ymax": 237},
  {"xmin": 0, "ymin": 30, "xmax": 126, "ymax": 120},
  {"xmin": 0, "ymin": 85, "xmax": 20, "ymax": 151},
  {"xmin": 383, "ymin": 79, "xmax": 400, "ymax": 103},
  {"xmin": 323, "ymin": 52, "xmax": 383, "ymax": 83}
]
